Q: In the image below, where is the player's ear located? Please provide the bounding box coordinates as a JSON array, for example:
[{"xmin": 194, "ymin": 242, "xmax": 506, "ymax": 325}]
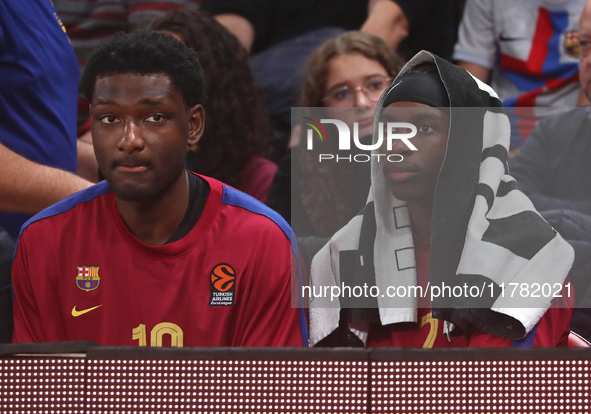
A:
[
  {"xmin": 88, "ymin": 104, "xmax": 95, "ymax": 143},
  {"xmin": 187, "ymin": 104, "xmax": 205, "ymax": 147}
]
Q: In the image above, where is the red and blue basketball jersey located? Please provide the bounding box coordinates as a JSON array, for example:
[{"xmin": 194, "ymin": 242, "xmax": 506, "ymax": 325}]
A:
[
  {"xmin": 367, "ymin": 238, "xmax": 573, "ymax": 348},
  {"xmin": 12, "ymin": 175, "xmax": 308, "ymax": 347}
]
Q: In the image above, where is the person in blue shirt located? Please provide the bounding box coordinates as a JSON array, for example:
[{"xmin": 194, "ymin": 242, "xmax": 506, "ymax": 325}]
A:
[{"xmin": 0, "ymin": 0, "xmax": 91, "ymax": 240}]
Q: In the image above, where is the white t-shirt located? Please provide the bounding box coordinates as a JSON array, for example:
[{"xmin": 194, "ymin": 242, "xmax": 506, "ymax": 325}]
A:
[{"xmin": 454, "ymin": 0, "xmax": 585, "ymax": 108}]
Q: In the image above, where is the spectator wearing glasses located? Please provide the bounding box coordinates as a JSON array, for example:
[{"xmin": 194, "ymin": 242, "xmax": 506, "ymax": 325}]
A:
[
  {"xmin": 319, "ymin": 59, "xmax": 393, "ymax": 143},
  {"xmin": 323, "ymin": 75, "xmax": 393, "ymax": 105},
  {"xmin": 267, "ymin": 32, "xmax": 403, "ymax": 255}
]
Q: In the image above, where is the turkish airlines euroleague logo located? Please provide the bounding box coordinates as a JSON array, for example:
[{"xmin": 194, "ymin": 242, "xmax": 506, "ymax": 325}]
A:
[{"xmin": 210, "ymin": 263, "xmax": 236, "ymax": 306}]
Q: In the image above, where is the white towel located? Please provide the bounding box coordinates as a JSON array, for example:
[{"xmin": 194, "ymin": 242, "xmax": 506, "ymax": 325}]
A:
[{"xmin": 310, "ymin": 51, "xmax": 574, "ymax": 346}]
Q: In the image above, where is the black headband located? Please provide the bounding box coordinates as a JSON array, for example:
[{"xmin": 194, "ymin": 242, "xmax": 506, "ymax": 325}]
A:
[{"xmin": 382, "ymin": 70, "xmax": 450, "ymax": 109}]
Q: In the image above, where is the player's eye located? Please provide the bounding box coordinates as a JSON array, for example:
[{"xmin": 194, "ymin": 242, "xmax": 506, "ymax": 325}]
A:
[
  {"xmin": 418, "ymin": 125, "xmax": 435, "ymax": 134},
  {"xmin": 146, "ymin": 114, "xmax": 166, "ymax": 122},
  {"xmin": 100, "ymin": 116, "xmax": 119, "ymax": 124},
  {"xmin": 387, "ymin": 125, "xmax": 414, "ymax": 134}
]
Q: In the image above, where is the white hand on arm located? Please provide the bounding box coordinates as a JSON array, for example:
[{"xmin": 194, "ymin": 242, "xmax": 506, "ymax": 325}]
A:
[
  {"xmin": 214, "ymin": 14, "xmax": 255, "ymax": 54},
  {"xmin": 361, "ymin": 0, "xmax": 409, "ymax": 50},
  {"xmin": 0, "ymin": 142, "xmax": 92, "ymax": 214},
  {"xmin": 459, "ymin": 61, "xmax": 491, "ymax": 83},
  {"xmin": 77, "ymin": 131, "xmax": 100, "ymax": 183}
]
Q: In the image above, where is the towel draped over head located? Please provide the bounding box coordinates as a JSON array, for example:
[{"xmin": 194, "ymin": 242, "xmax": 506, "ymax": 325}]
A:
[{"xmin": 309, "ymin": 51, "xmax": 574, "ymax": 346}]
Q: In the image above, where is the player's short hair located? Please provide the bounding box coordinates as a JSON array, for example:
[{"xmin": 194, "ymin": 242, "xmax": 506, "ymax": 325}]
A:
[{"xmin": 80, "ymin": 31, "xmax": 205, "ymax": 107}]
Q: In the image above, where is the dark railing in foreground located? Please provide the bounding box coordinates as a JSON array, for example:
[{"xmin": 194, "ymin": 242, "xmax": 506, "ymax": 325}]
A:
[{"xmin": 1, "ymin": 343, "xmax": 589, "ymax": 413}]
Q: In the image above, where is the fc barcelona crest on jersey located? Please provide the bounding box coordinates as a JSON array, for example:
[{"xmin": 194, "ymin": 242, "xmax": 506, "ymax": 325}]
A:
[
  {"xmin": 564, "ymin": 30, "xmax": 579, "ymax": 58},
  {"xmin": 76, "ymin": 266, "xmax": 100, "ymax": 292}
]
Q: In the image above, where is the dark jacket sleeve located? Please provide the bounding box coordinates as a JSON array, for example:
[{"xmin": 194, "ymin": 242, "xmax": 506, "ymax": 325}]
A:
[
  {"xmin": 541, "ymin": 209, "xmax": 591, "ymax": 342},
  {"xmin": 542, "ymin": 210, "xmax": 591, "ymax": 305},
  {"xmin": 511, "ymin": 112, "xmax": 591, "ymax": 215}
]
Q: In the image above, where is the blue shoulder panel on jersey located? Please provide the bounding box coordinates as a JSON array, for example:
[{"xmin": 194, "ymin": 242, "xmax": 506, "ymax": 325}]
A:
[
  {"xmin": 221, "ymin": 184, "xmax": 291, "ymax": 239},
  {"xmin": 511, "ymin": 323, "xmax": 539, "ymax": 348},
  {"xmin": 221, "ymin": 185, "xmax": 309, "ymax": 347},
  {"xmin": 17, "ymin": 181, "xmax": 110, "ymax": 241}
]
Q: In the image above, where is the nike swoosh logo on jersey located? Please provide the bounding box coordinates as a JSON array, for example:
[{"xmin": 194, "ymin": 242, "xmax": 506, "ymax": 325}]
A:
[{"xmin": 71, "ymin": 304, "xmax": 102, "ymax": 317}]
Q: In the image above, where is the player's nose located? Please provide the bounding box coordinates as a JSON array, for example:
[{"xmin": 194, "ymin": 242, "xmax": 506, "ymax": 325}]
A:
[{"xmin": 118, "ymin": 120, "xmax": 145, "ymax": 153}]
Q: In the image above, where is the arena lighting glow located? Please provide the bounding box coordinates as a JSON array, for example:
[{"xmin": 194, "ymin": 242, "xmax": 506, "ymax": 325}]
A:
[{"xmin": 1, "ymin": 352, "xmax": 590, "ymax": 413}]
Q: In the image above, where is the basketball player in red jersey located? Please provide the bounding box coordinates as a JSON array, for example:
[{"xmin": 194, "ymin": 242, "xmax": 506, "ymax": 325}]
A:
[
  {"xmin": 12, "ymin": 31, "xmax": 308, "ymax": 347},
  {"xmin": 310, "ymin": 53, "xmax": 573, "ymax": 348}
]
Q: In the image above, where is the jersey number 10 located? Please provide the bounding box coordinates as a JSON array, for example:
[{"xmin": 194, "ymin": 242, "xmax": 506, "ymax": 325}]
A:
[{"xmin": 132, "ymin": 322, "xmax": 184, "ymax": 347}]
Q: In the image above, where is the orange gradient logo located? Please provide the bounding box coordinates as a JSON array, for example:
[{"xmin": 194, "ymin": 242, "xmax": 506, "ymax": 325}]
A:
[{"xmin": 211, "ymin": 264, "xmax": 236, "ymax": 292}]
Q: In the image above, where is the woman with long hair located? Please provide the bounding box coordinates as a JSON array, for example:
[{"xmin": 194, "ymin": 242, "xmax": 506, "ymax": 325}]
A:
[
  {"xmin": 150, "ymin": 10, "xmax": 276, "ymax": 202},
  {"xmin": 291, "ymin": 31, "xmax": 404, "ymax": 238}
]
